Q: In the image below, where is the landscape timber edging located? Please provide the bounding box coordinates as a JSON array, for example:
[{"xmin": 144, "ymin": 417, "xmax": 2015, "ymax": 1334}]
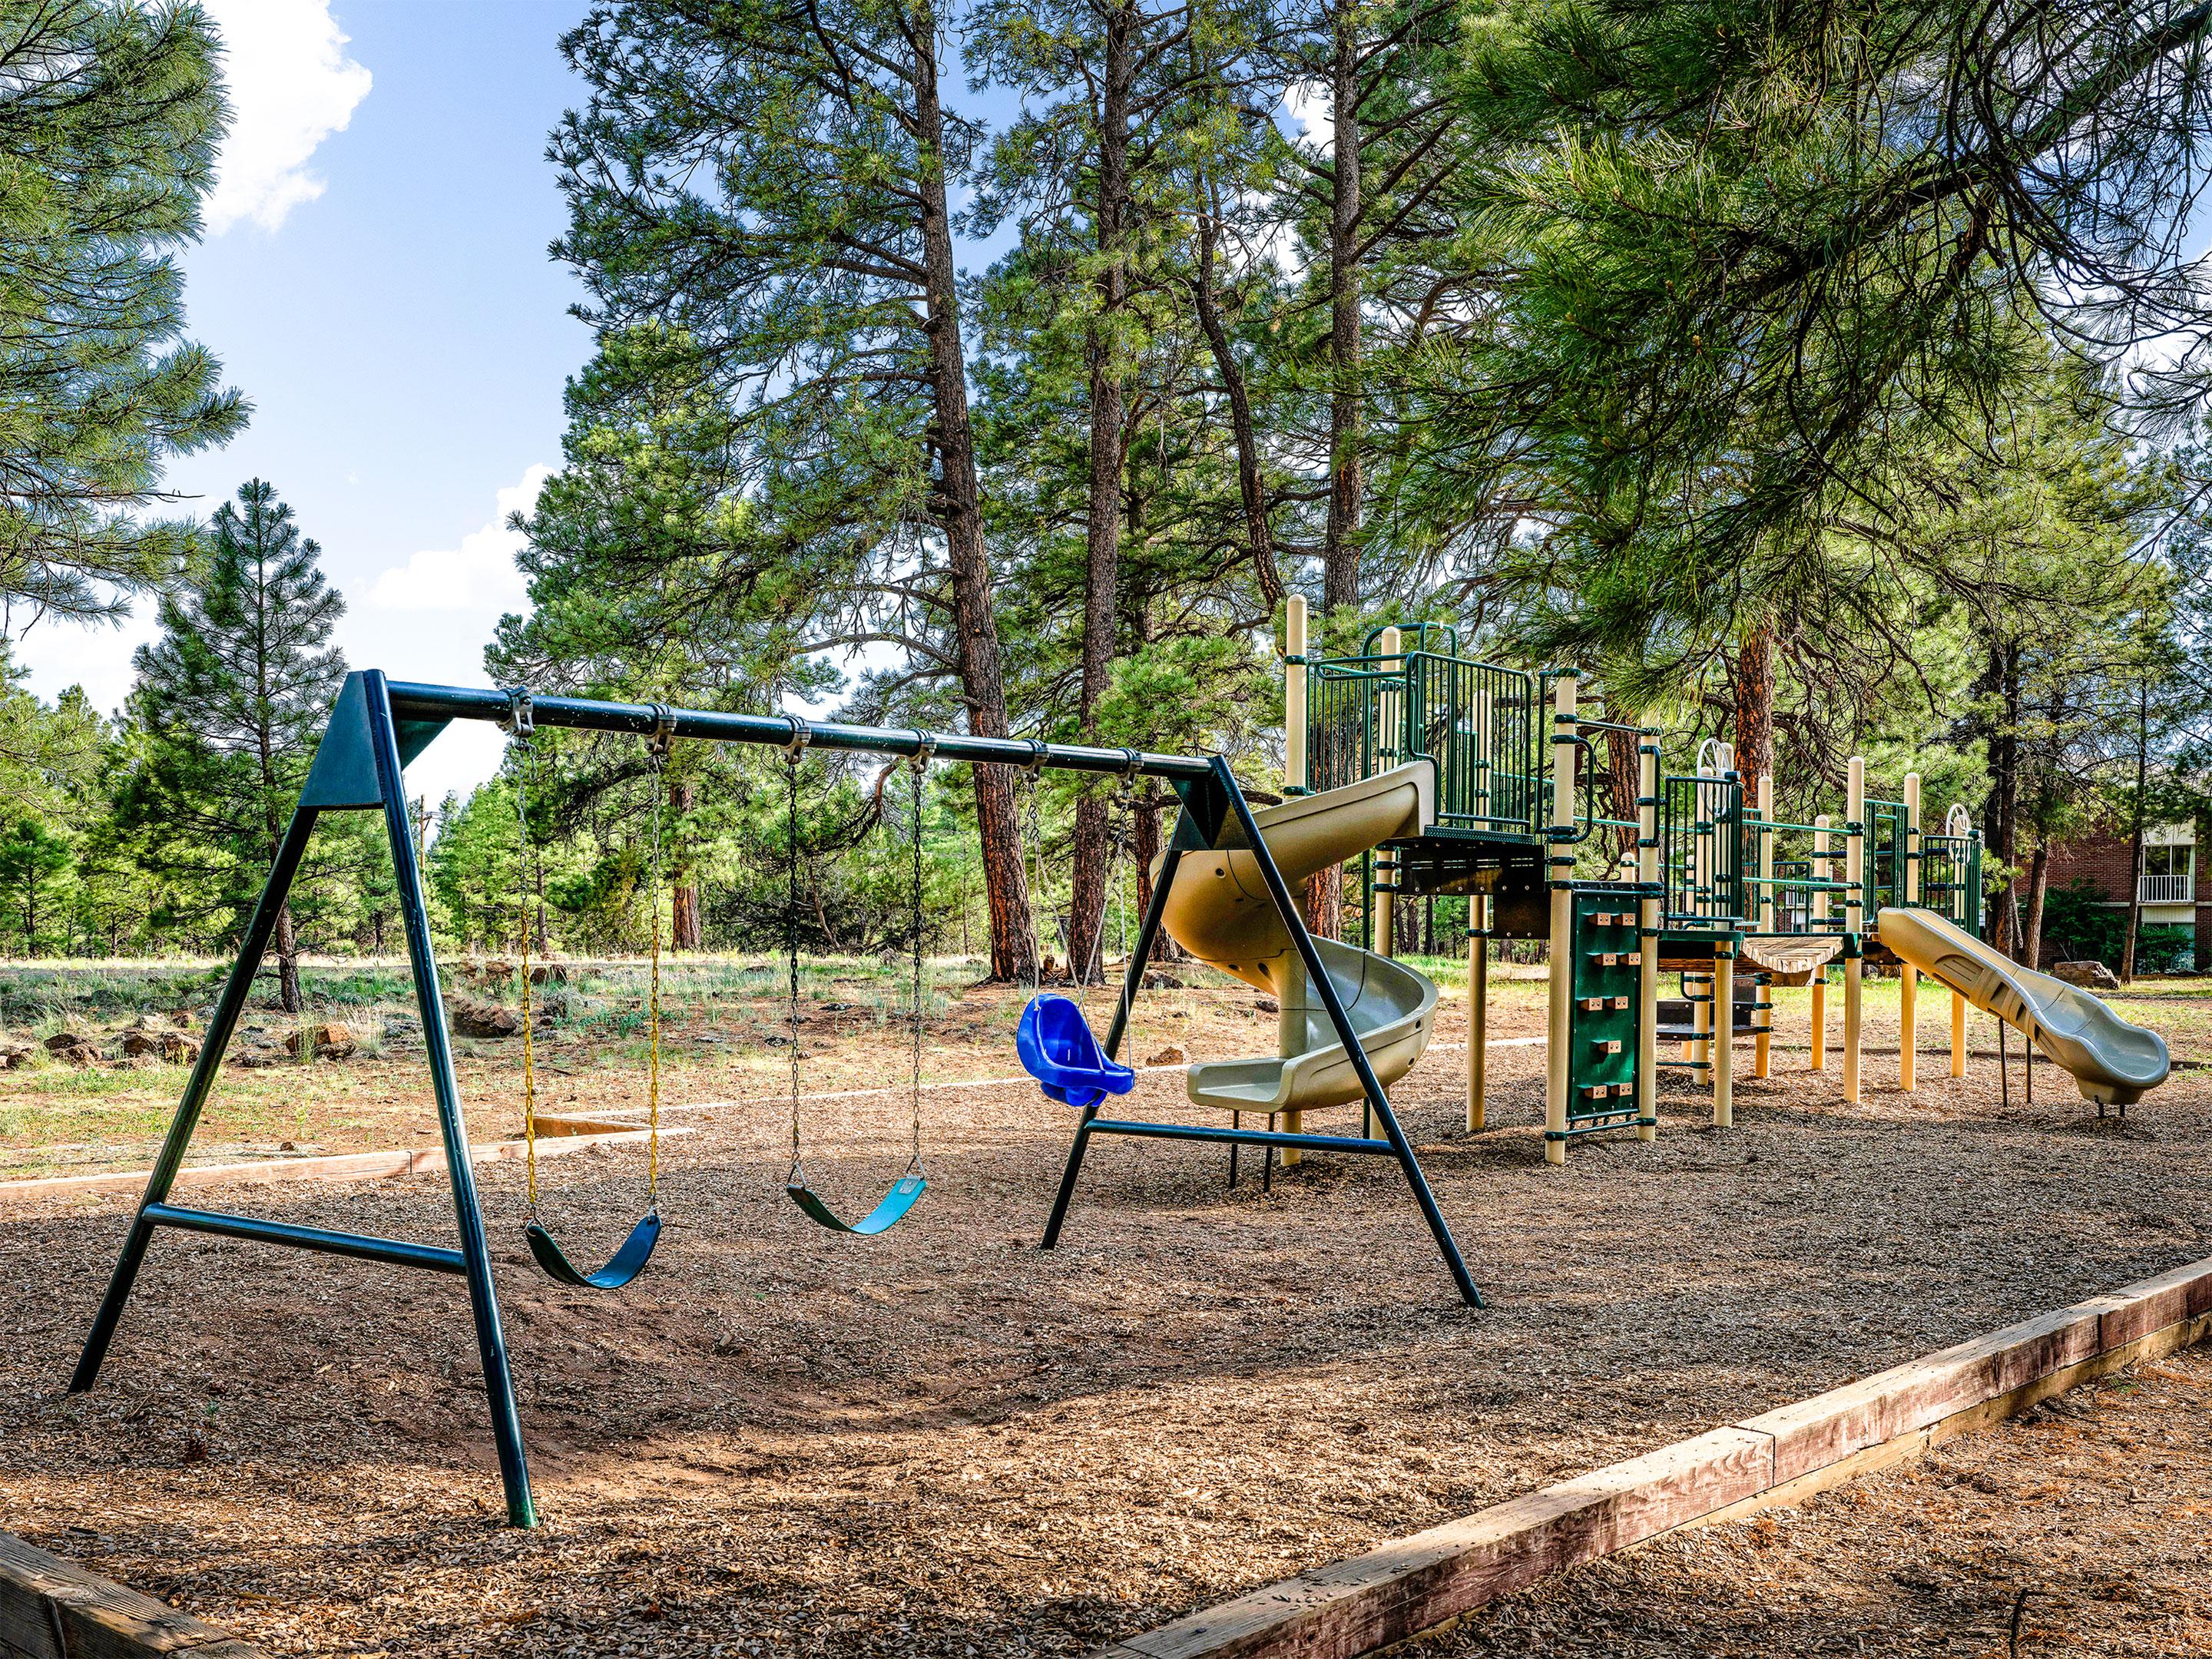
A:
[
  {"xmin": 0, "ymin": 1125, "xmax": 687, "ymax": 1204},
  {"xmin": 1088, "ymin": 1253, "xmax": 2212, "ymax": 1659},
  {"xmin": 0, "ymin": 1530, "xmax": 262, "ymax": 1658}
]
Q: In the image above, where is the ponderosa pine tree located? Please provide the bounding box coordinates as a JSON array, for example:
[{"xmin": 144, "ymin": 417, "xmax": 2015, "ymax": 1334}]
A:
[
  {"xmin": 116, "ymin": 480, "xmax": 346, "ymax": 1011},
  {"xmin": 0, "ymin": 817, "xmax": 71, "ymax": 954},
  {"xmin": 1386, "ymin": 0, "xmax": 2212, "ymax": 785},
  {"xmin": 0, "ymin": 0, "xmax": 246, "ymax": 623},
  {"xmin": 550, "ymin": 0, "xmax": 1039, "ymax": 982},
  {"xmin": 969, "ymin": 0, "xmax": 1204, "ymax": 979}
]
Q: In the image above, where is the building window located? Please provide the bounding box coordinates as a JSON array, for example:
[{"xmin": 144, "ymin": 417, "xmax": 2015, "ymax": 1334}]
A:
[{"xmin": 2141, "ymin": 839, "xmax": 2195, "ymax": 905}]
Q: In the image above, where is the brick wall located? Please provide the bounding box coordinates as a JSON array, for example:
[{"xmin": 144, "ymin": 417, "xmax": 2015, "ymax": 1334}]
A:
[{"xmin": 2034, "ymin": 831, "xmax": 2211, "ymax": 971}]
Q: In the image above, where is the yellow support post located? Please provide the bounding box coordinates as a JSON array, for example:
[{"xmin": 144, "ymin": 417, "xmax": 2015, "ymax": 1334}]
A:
[
  {"xmin": 1844, "ymin": 757, "xmax": 1865, "ymax": 1104},
  {"xmin": 1900, "ymin": 771, "xmax": 1920, "ymax": 1093},
  {"xmin": 1754, "ymin": 772, "xmax": 1773, "ymax": 1079},
  {"xmin": 1810, "ymin": 813, "xmax": 1830, "ymax": 1071},
  {"xmin": 1375, "ymin": 625, "xmax": 1400, "ymax": 959},
  {"xmin": 1714, "ymin": 942, "xmax": 1734, "ymax": 1128},
  {"xmin": 1545, "ymin": 674, "xmax": 1577, "ymax": 1166},
  {"xmin": 1281, "ymin": 595, "xmax": 1308, "ymax": 1165},
  {"xmin": 1637, "ymin": 735, "xmax": 1659, "ymax": 1142},
  {"xmin": 1952, "ymin": 992, "xmax": 1967, "ymax": 1078},
  {"xmin": 1467, "ymin": 899, "xmax": 1488, "ymax": 1131}
]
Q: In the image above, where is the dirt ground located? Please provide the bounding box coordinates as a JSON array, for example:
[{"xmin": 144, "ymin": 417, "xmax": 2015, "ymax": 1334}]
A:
[
  {"xmin": 1424, "ymin": 1345, "xmax": 2212, "ymax": 1658},
  {"xmin": 0, "ymin": 974, "xmax": 2206, "ymax": 1657}
]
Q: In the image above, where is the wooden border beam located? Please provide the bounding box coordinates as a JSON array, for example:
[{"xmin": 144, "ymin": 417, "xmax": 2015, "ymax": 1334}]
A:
[
  {"xmin": 0, "ymin": 1531, "xmax": 263, "ymax": 1658},
  {"xmin": 1089, "ymin": 1253, "xmax": 2212, "ymax": 1659}
]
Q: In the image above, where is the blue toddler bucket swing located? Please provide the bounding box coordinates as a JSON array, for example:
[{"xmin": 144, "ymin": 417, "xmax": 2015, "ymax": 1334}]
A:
[{"xmin": 1013, "ymin": 744, "xmax": 1141, "ymax": 1111}]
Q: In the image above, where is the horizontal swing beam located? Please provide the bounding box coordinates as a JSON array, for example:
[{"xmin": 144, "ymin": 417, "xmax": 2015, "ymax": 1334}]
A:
[
  {"xmin": 387, "ymin": 683, "xmax": 1216, "ymax": 782},
  {"xmin": 1081, "ymin": 1121, "xmax": 1399, "ymax": 1155},
  {"xmin": 141, "ymin": 1202, "xmax": 468, "ymax": 1273}
]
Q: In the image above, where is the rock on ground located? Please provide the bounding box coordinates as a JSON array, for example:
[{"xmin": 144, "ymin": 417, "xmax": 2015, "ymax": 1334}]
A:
[
  {"xmin": 445, "ymin": 998, "xmax": 521, "ymax": 1039},
  {"xmin": 286, "ymin": 1022, "xmax": 356, "ymax": 1061},
  {"xmin": 2053, "ymin": 959, "xmax": 2122, "ymax": 989}
]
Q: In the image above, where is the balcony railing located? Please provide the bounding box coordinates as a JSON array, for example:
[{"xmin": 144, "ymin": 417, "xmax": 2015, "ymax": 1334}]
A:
[{"xmin": 2138, "ymin": 872, "xmax": 2195, "ymax": 904}]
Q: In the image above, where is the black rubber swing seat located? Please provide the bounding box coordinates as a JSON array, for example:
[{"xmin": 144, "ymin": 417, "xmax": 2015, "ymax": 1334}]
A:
[
  {"xmin": 783, "ymin": 1171, "xmax": 927, "ymax": 1237},
  {"xmin": 522, "ymin": 1210, "xmax": 662, "ymax": 1289}
]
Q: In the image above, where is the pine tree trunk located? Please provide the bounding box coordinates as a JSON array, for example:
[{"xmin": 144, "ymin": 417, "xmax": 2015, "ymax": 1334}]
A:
[
  {"xmin": 1979, "ymin": 641, "xmax": 2022, "ymax": 957},
  {"xmin": 1730, "ymin": 629, "xmax": 1774, "ymax": 792},
  {"xmin": 273, "ymin": 902, "xmax": 301, "ymax": 1015},
  {"xmin": 914, "ymin": 20, "xmax": 1033, "ymax": 983},
  {"xmin": 1192, "ymin": 171, "xmax": 1281, "ymax": 605},
  {"xmin": 1068, "ymin": 2, "xmax": 1134, "ymax": 988},
  {"xmin": 1320, "ymin": 0, "xmax": 1363, "ymax": 618},
  {"xmin": 2024, "ymin": 843, "xmax": 2051, "ymax": 969},
  {"xmin": 670, "ymin": 779, "xmax": 701, "ymax": 951}
]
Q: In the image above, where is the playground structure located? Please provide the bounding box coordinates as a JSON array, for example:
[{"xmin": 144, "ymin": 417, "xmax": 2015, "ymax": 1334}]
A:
[
  {"xmin": 68, "ymin": 670, "xmax": 1485, "ymax": 1534},
  {"xmin": 53, "ymin": 644, "xmax": 2177, "ymax": 1545},
  {"xmin": 1276, "ymin": 601, "xmax": 2171, "ymax": 1163}
]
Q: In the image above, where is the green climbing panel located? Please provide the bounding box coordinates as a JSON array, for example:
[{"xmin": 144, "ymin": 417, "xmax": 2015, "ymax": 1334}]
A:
[{"xmin": 1561, "ymin": 886, "xmax": 1649, "ymax": 1138}]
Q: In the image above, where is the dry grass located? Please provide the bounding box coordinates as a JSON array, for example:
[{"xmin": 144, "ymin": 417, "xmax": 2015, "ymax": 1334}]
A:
[{"xmin": 0, "ymin": 972, "xmax": 2204, "ymax": 1657}]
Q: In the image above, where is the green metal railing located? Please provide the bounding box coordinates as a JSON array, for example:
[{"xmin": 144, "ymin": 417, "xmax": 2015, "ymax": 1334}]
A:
[
  {"xmin": 1921, "ymin": 831, "xmax": 1982, "ymax": 933},
  {"xmin": 1863, "ymin": 797, "xmax": 1909, "ymax": 918},
  {"xmin": 1658, "ymin": 772, "xmax": 1746, "ymax": 929},
  {"xmin": 1741, "ymin": 816, "xmax": 1853, "ymax": 937},
  {"xmin": 1300, "ymin": 640, "xmax": 1987, "ymax": 945},
  {"xmin": 1306, "ymin": 646, "xmax": 1544, "ymax": 838}
]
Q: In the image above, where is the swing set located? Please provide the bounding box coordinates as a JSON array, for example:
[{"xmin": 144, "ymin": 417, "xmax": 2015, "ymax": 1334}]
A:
[{"xmin": 68, "ymin": 671, "xmax": 1473, "ymax": 1529}]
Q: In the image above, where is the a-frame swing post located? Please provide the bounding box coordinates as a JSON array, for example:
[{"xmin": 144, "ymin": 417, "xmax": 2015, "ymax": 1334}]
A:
[
  {"xmin": 1044, "ymin": 759, "xmax": 1481, "ymax": 1308},
  {"xmin": 70, "ymin": 671, "xmax": 538, "ymax": 1529},
  {"xmin": 361, "ymin": 671, "xmax": 535, "ymax": 1527},
  {"xmin": 1210, "ymin": 760, "xmax": 1482, "ymax": 1310},
  {"xmin": 1040, "ymin": 844, "xmax": 1183, "ymax": 1250},
  {"xmin": 70, "ymin": 803, "xmax": 323, "ymax": 1393}
]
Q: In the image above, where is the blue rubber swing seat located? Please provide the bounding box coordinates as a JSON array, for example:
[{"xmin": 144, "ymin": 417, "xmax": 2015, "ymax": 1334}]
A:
[
  {"xmin": 1017, "ymin": 993, "xmax": 1137, "ymax": 1109},
  {"xmin": 784, "ymin": 1169, "xmax": 929, "ymax": 1236},
  {"xmin": 523, "ymin": 1210, "xmax": 662, "ymax": 1290}
]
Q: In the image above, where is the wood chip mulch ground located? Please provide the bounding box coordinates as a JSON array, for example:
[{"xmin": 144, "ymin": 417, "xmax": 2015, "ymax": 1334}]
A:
[
  {"xmin": 1421, "ymin": 1345, "xmax": 2212, "ymax": 1658},
  {"xmin": 0, "ymin": 996, "xmax": 2206, "ymax": 1657}
]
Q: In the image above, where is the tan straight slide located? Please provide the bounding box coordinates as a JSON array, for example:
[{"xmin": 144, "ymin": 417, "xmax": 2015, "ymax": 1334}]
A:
[
  {"xmin": 1877, "ymin": 907, "xmax": 2171, "ymax": 1106},
  {"xmin": 1157, "ymin": 761, "xmax": 1440, "ymax": 1113}
]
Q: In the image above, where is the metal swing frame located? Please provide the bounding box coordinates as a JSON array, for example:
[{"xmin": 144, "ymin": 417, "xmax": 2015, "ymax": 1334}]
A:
[{"xmin": 70, "ymin": 671, "xmax": 1478, "ymax": 1532}]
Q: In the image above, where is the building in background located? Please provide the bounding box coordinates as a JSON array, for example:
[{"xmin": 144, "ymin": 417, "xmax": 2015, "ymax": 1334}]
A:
[{"xmin": 2038, "ymin": 821, "xmax": 2205, "ymax": 972}]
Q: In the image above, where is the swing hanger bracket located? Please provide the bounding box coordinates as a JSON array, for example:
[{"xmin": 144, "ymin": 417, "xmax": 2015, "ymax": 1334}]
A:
[
  {"xmin": 909, "ymin": 730, "xmax": 937, "ymax": 772},
  {"xmin": 1021, "ymin": 738, "xmax": 1048, "ymax": 774},
  {"xmin": 781, "ymin": 712, "xmax": 812, "ymax": 765},
  {"xmin": 501, "ymin": 685, "xmax": 534, "ymax": 740},
  {"xmin": 647, "ymin": 702, "xmax": 677, "ymax": 766}
]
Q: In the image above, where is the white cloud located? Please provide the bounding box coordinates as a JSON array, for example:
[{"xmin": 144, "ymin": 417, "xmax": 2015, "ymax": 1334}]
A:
[
  {"xmin": 370, "ymin": 465, "xmax": 552, "ymax": 612},
  {"xmin": 1282, "ymin": 78, "xmax": 1331, "ymax": 152},
  {"xmin": 204, "ymin": 0, "xmax": 373, "ymax": 234}
]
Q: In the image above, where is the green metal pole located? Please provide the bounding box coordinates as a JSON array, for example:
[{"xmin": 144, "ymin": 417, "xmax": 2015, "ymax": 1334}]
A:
[
  {"xmin": 71, "ymin": 803, "xmax": 323, "ymax": 1392},
  {"xmin": 362, "ymin": 671, "xmax": 537, "ymax": 1528}
]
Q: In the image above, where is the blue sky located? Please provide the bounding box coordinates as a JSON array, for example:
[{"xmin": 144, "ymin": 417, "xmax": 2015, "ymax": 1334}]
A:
[
  {"xmin": 10, "ymin": 3, "xmax": 1289, "ymax": 810},
  {"xmin": 14, "ymin": 0, "xmax": 596, "ymax": 808}
]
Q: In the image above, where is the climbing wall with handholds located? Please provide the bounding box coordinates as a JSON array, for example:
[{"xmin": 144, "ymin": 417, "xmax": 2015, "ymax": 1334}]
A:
[{"xmin": 1562, "ymin": 891, "xmax": 1645, "ymax": 1139}]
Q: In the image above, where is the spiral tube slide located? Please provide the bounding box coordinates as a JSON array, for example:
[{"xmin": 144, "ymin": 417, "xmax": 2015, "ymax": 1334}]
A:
[{"xmin": 1156, "ymin": 761, "xmax": 1442, "ymax": 1113}]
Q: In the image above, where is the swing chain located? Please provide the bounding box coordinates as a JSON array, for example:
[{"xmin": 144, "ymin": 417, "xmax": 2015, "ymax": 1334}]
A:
[
  {"xmin": 643, "ymin": 704, "xmax": 674, "ymax": 1210},
  {"xmin": 1021, "ymin": 747, "xmax": 1047, "ymax": 994},
  {"xmin": 785, "ymin": 741, "xmax": 805, "ymax": 1186},
  {"xmin": 906, "ymin": 731, "xmax": 934, "ymax": 1173},
  {"xmin": 1110, "ymin": 748, "xmax": 1144, "ymax": 1053},
  {"xmin": 504, "ymin": 688, "xmax": 541, "ymax": 1215}
]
